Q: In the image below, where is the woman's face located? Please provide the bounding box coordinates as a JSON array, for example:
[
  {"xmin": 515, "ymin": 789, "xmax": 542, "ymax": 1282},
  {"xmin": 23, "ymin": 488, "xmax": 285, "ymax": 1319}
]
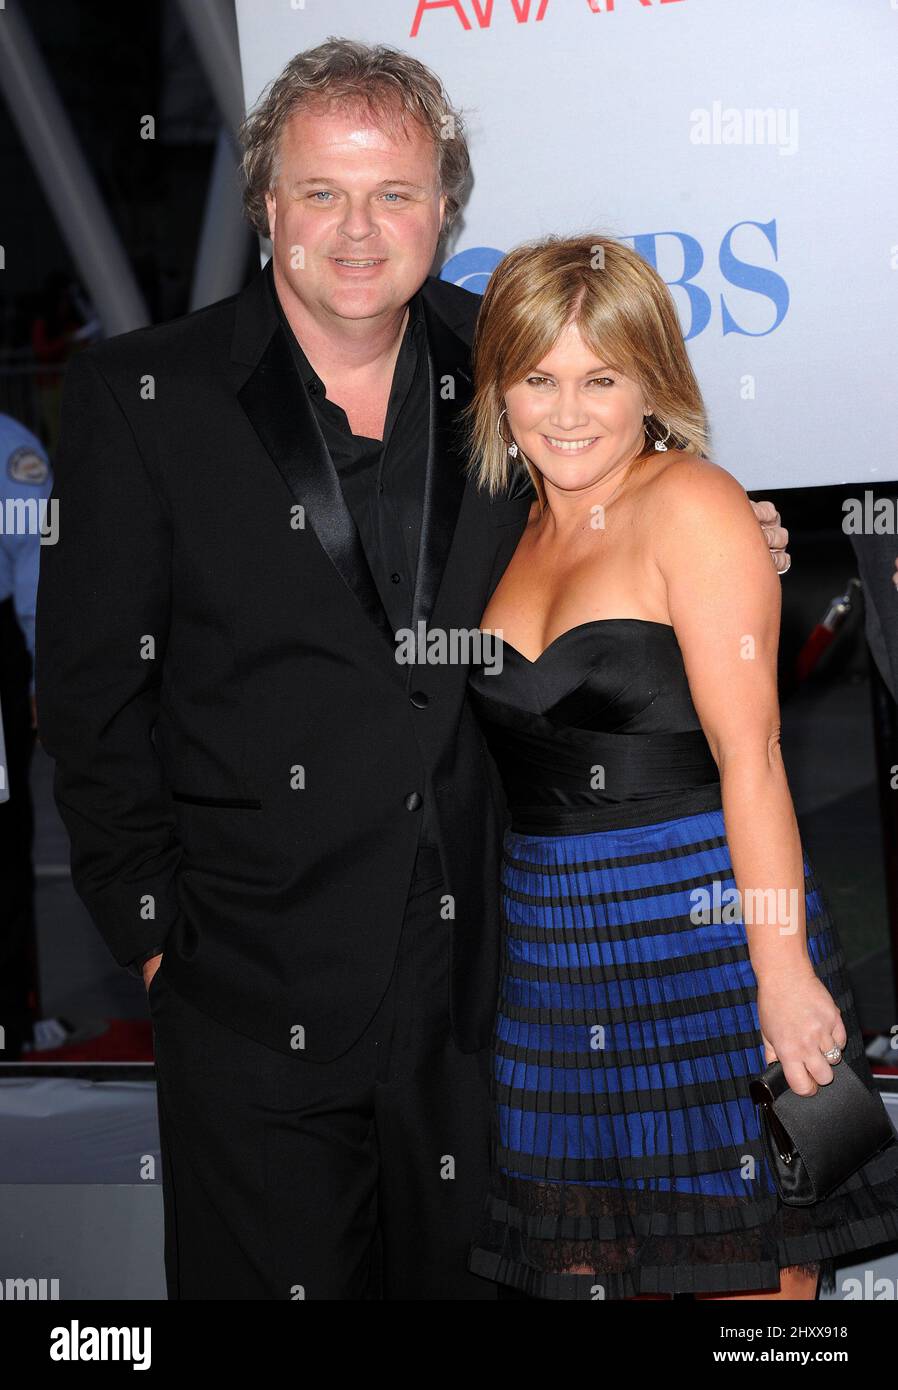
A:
[{"xmin": 503, "ymin": 321, "xmax": 651, "ymax": 497}]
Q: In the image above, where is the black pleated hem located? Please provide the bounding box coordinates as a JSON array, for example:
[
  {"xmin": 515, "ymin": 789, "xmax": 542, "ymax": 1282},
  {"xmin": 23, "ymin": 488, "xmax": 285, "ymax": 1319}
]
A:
[
  {"xmin": 468, "ymin": 1204, "xmax": 898, "ymax": 1300},
  {"xmin": 469, "ymin": 1248, "xmax": 842, "ymax": 1301}
]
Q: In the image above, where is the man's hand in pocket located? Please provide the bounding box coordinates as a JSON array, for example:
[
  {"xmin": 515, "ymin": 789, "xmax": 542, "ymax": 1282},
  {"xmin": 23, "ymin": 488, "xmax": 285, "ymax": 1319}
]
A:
[{"xmin": 143, "ymin": 954, "xmax": 164, "ymax": 993}]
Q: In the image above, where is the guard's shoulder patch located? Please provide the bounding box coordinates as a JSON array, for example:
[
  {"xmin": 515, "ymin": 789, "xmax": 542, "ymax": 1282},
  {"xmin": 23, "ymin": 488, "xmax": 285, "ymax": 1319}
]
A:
[{"xmin": 7, "ymin": 446, "xmax": 49, "ymax": 485}]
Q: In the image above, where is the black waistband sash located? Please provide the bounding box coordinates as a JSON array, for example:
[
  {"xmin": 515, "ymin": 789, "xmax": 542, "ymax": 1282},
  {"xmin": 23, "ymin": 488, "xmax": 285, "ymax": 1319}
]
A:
[{"xmin": 481, "ymin": 708, "xmax": 722, "ymax": 835}]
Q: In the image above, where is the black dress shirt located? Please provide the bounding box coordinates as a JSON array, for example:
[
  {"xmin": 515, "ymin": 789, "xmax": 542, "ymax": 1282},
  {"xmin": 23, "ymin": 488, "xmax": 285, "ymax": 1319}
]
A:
[
  {"xmin": 270, "ymin": 272, "xmax": 429, "ymax": 635},
  {"xmin": 268, "ymin": 272, "xmax": 440, "ymax": 852}
]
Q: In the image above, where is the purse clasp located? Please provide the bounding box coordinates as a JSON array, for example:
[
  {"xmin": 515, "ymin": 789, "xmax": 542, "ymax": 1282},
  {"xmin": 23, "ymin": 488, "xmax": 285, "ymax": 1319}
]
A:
[{"xmin": 750, "ymin": 1086, "xmax": 796, "ymax": 1164}]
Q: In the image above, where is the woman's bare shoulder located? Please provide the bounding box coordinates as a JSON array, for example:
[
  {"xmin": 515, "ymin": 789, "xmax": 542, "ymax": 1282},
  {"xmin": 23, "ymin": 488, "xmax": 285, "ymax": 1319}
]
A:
[{"xmin": 645, "ymin": 452, "xmax": 751, "ymax": 517}]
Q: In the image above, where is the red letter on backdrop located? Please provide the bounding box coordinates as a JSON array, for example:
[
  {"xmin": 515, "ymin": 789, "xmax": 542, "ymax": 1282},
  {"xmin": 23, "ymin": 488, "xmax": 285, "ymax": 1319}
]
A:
[{"xmin": 410, "ymin": 0, "xmax": 472, "ymax": 38}]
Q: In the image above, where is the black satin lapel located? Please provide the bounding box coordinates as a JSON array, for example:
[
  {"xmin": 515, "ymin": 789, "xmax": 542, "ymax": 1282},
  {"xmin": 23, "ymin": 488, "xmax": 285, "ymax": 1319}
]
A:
[
  {"xmin": 411, "ymin": 301, "xmax": 472, "ymax": 629},
  {"xmin": 237, "ymin": 328, "xmax": 396, "ymax": 648}
]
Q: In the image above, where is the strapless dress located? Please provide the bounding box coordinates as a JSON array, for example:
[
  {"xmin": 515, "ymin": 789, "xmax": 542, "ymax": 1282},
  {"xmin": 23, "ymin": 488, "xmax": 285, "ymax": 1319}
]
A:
[{"xmin": 465, "ymin": 618, "xmax": 898, "ymax": 1300}]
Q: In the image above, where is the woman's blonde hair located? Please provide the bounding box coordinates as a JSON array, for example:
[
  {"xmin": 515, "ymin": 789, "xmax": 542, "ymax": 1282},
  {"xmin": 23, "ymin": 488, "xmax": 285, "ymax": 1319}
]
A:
[
  {"xmin": 462, "ymin": 233, "xmax": 711, "ymax": 508},
  {"xmin": 238, "ymin": 38, "xmax": 471, "ymax": 243}
]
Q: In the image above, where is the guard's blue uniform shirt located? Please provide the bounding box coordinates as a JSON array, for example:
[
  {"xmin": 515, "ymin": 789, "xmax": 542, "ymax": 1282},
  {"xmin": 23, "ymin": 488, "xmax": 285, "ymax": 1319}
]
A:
[{"xmin": 0, "ymin": 413, "xmax": 53, "ymax": 694}]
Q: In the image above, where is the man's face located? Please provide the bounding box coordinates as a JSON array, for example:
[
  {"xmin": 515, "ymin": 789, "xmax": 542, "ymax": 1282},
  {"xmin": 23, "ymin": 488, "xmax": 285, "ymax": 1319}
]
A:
[{"xmin": 265, "ymin": 100, "xmax": 446, "ymax": 326}]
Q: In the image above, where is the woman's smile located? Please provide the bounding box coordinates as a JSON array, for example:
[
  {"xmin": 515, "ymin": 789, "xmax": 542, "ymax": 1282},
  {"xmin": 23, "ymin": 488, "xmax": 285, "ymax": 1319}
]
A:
[{"xmin": 540, "ymin": 434, "xmax": 600, "ymax": 455}]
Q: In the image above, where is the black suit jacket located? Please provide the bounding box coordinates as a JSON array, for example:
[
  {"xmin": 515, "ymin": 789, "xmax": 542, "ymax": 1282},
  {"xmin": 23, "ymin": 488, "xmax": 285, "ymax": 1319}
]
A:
[{"xmin": 34, "ymin": 261, "xmax": 533, "ymax": 1061}]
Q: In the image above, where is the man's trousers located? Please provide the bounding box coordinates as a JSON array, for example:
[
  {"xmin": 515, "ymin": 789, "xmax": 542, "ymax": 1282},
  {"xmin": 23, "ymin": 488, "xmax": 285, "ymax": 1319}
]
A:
[{"xmin": 149, "ymin": 843, "xmax": 499, "ymax": 1299}]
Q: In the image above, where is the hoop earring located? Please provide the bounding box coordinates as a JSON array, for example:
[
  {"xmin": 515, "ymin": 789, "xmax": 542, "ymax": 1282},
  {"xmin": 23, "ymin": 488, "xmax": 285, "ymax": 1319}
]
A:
[
  {"xmin": 644, "ymin": 413, "xmax": 671, "ymax": 452},
  {"xmin": 497, "ymin": 408, "xmax": 519, "ymax": 459}
]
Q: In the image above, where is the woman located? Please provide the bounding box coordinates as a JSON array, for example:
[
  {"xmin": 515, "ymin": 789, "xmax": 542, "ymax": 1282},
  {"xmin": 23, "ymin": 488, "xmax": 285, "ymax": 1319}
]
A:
[{"xmin": 462, "ymin": 233, "xmax": 898, "ymax": 1301}]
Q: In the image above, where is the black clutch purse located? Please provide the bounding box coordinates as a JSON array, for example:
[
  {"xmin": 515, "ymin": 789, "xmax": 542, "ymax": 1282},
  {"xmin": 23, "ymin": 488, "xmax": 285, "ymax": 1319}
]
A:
[{"xmin": 749, "ymin": 1057, "xmax": 895, "ymax": 1206}]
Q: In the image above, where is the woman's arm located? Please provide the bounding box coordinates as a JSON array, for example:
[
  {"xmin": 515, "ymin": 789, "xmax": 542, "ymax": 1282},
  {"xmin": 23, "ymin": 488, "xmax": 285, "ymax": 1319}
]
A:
[{"xmin": 652, "ymin": 457, "xmax": 846, "ymax": 1096}]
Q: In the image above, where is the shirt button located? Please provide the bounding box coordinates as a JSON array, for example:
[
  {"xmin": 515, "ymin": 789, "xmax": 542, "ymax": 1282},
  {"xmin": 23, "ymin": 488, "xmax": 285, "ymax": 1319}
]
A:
[
  {"xmin": 391, "ymin": 572, "xmax": 401, "ymax": 584},
  {"xmin": 308, "ymin": 382, "xmax": 320, "ymax": 395},
  {"xmin": 410, "ymin": 691, "xmax": 428, "ymax": 709},
  {"xmin": 405, "ymin": 792, "xmax": 423, "ymax": 812}
]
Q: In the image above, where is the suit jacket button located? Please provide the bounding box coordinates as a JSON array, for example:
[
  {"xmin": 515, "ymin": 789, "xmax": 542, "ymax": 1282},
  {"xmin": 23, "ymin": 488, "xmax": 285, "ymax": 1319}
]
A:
[
  {"xmin": 410, "ymin": 691, "xmax": 428, "ymax": 708},
  {"xmin": 405, "ymin": 792, "xmax": 423, "ymax": 811}
]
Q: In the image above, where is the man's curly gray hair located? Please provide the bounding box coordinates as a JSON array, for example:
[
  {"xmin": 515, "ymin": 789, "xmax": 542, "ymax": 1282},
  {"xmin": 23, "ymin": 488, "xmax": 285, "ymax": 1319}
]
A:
[{"xmin": 238, "ymin": 37, "xmax": 471, "ymax": 243}]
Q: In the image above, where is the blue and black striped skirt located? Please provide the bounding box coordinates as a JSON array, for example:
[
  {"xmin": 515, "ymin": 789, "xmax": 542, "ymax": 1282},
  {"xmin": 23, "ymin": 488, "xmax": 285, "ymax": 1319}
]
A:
[{"xmin": 467, "ymin": 805, "xmax": 898, "ymax": 1299}]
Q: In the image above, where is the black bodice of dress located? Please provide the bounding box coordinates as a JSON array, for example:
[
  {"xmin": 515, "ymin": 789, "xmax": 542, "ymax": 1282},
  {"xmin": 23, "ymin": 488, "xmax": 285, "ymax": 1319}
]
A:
[{"xmin": 467, "ymin": 618, "xmax": 722, "ymax": 834}]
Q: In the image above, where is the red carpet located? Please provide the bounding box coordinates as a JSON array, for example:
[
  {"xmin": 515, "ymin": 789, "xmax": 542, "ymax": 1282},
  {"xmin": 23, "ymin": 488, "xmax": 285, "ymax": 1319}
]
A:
[{"xmin": 30, "ymin": 1019, "xmax": 156, "ymax": 1063}]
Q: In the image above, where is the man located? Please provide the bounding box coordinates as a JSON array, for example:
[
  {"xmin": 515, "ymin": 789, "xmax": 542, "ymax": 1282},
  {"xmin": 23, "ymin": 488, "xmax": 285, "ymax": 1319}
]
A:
[{"xmin": 35, "ymin": 39, "xmax": 789, "ymax": 1299}]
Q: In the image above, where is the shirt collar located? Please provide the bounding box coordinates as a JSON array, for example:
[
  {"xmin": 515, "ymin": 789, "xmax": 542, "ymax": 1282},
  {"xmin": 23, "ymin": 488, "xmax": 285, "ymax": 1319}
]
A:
[{"xmin": 267, "ymin": 261, "xmax": 425, "ymax": 393}]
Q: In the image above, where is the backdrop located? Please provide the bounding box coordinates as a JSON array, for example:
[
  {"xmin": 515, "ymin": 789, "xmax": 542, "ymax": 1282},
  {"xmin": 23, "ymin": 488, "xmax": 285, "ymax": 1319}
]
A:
[{"xmin": 235, "ymin": 0, "xmax": 898, "ymax": 490}]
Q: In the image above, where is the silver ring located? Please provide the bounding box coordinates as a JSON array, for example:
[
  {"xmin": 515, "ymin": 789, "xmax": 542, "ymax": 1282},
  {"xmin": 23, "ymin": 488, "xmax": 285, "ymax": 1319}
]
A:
[{"xmin": 823, "ymin": 1045, "xmax": 842, "ymax": 1063}]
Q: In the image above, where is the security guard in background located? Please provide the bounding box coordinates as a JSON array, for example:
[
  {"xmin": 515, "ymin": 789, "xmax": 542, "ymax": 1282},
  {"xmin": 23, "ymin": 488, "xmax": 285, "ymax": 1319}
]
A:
[{"xmin": 0, "ymin": 412, "xmax": 52, "ymax": 1059}]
